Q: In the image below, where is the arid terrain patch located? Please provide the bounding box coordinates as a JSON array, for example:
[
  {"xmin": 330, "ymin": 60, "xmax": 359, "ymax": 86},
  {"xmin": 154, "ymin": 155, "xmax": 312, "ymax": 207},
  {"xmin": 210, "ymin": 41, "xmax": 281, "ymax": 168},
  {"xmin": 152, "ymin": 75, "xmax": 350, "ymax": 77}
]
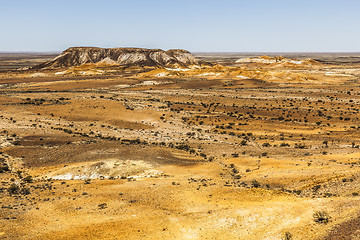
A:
[{"xmin": 1, "ymin": 49, "xmax": 360, "ymax": 239}]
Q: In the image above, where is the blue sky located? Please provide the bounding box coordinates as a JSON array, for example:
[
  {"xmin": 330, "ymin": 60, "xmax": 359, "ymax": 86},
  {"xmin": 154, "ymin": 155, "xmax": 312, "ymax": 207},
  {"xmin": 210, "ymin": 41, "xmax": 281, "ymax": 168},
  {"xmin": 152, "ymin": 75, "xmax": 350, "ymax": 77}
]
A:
[{"xmin": 1, "ymin": 0, "xmax": 359, "ymax": 52}]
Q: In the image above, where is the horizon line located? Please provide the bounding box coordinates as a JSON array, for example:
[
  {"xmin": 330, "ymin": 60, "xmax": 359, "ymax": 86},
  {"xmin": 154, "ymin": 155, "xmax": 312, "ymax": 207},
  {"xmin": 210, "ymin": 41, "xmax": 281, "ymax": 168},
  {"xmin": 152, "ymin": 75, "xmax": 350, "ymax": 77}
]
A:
[{"xmin": 1, "ymin": 50, "xmax": 360, "ymax": 54}]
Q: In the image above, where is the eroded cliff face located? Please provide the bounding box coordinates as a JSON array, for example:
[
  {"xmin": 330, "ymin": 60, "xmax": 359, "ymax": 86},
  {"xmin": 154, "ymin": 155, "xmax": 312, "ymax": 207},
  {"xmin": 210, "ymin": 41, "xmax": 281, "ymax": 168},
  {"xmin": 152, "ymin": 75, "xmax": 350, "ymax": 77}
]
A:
[{"xmin": 34, "ymin": 47, "xmax": 200, "ymax": 69}]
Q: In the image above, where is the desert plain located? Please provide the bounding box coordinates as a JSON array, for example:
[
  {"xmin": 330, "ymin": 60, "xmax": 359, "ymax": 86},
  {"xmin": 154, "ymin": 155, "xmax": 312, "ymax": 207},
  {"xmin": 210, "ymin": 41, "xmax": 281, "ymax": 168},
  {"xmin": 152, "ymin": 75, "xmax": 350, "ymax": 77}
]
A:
[{"xmin": 0, "ymin": 50, "xmax": 360, "ymax": 239}]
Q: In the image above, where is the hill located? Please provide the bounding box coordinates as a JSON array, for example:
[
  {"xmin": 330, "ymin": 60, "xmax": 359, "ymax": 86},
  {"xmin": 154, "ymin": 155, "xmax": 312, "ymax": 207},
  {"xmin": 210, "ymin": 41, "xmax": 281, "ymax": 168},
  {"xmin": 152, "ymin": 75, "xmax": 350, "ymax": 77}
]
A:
[{"xmin": 32, "ymin": 47, "xmax": 201, "ymax": 69}]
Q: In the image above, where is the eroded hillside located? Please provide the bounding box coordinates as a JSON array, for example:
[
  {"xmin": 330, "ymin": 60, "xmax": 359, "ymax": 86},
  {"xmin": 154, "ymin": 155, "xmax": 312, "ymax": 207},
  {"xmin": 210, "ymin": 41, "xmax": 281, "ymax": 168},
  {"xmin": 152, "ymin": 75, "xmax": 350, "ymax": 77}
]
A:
[{"xmin": 32, "ymin": 47, "xmax": 203, "ymax": 70}]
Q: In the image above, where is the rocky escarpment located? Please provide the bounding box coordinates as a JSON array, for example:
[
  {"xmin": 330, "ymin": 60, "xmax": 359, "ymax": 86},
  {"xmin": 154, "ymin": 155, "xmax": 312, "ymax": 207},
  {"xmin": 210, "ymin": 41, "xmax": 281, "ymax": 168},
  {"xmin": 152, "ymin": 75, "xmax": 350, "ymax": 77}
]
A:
[{"xmin": 33, "ymin": 47, "xmax": 200, "ymax": 69}]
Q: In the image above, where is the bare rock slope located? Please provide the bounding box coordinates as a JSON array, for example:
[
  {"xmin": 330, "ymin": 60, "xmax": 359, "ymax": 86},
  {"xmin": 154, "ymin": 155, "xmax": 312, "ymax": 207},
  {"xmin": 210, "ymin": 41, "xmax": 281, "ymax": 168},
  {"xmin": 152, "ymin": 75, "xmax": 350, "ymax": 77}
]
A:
[{"xmin": 34, "ymin": 47, "xmax": 200, "ymax": 69}]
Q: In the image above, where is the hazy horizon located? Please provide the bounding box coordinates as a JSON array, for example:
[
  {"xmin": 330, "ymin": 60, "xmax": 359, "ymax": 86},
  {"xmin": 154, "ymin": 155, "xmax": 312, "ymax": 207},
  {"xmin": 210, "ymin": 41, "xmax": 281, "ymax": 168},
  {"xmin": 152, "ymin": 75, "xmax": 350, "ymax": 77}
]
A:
[{"xmin": 1, "ymin": 50, "xmax": 360, "ymax": 54}]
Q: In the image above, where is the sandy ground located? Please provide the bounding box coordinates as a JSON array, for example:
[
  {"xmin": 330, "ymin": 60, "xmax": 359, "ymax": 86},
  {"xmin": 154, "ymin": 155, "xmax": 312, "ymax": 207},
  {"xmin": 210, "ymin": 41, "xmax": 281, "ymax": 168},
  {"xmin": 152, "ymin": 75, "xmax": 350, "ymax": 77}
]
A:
[{"xmin": 1, "ymin": 57, "xmax": 360, "ymax": 239}]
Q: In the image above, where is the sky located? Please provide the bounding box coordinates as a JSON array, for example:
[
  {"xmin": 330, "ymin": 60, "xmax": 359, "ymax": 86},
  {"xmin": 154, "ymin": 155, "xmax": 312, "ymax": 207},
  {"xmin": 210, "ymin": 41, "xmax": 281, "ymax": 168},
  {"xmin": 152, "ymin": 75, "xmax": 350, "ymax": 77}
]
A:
[{"xmin": 0, "ymin": 0, "xmax": 359, "ymax": 52}]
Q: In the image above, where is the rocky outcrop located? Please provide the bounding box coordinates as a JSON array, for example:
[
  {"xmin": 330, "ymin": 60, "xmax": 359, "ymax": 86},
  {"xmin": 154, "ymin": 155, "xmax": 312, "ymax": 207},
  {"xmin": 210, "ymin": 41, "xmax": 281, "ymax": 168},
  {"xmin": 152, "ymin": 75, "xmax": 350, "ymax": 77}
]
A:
[
  {"xmin": 33, "ymin": 47, "xmax": 200, "ymax": 69},
  {"xmin": 236, "ymin": 56, "xmax": 318, "ymax": 65}
]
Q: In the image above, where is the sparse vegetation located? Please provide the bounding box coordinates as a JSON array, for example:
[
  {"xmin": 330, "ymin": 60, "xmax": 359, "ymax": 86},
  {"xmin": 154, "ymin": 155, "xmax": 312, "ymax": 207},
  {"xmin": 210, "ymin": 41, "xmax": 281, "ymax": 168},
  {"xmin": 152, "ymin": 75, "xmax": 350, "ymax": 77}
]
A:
[
  {"xmin": 251, "ymin": 179, "xmax": 261, "ymax": 188},
  {"xmin": 313, "ymin": 211, "xmax": 331, "ymax": 224},
  {"xmin": 0, "ymin": 49, "xmax": 359, "ymax": 240},
  {"xmin": 284, "ymin": 232, "xmax": 292, "ymax": 240},
  {"xmin": 7, "ymin": 184, "xmax": 19, "ymax": 195},
  {"xmin": 23, "ymin": 175, "xmax": 33, "ymax": 183}
]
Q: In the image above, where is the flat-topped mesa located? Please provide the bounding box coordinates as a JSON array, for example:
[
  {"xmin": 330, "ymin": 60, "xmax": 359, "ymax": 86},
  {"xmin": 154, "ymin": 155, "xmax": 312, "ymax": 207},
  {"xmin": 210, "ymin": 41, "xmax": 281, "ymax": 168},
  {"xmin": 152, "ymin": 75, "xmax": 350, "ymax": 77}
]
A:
[{"xmin": 33, "ymin": 47, "xmax": 200, "ymax": 69}]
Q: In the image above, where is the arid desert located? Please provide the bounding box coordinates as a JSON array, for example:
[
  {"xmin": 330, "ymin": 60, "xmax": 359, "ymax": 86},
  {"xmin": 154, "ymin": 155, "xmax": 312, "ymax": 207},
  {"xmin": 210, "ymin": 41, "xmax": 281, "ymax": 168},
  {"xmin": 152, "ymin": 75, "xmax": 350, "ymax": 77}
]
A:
[{"xmin": 1, "ymin": 49, "xmax": 360, "ymax": 239}]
